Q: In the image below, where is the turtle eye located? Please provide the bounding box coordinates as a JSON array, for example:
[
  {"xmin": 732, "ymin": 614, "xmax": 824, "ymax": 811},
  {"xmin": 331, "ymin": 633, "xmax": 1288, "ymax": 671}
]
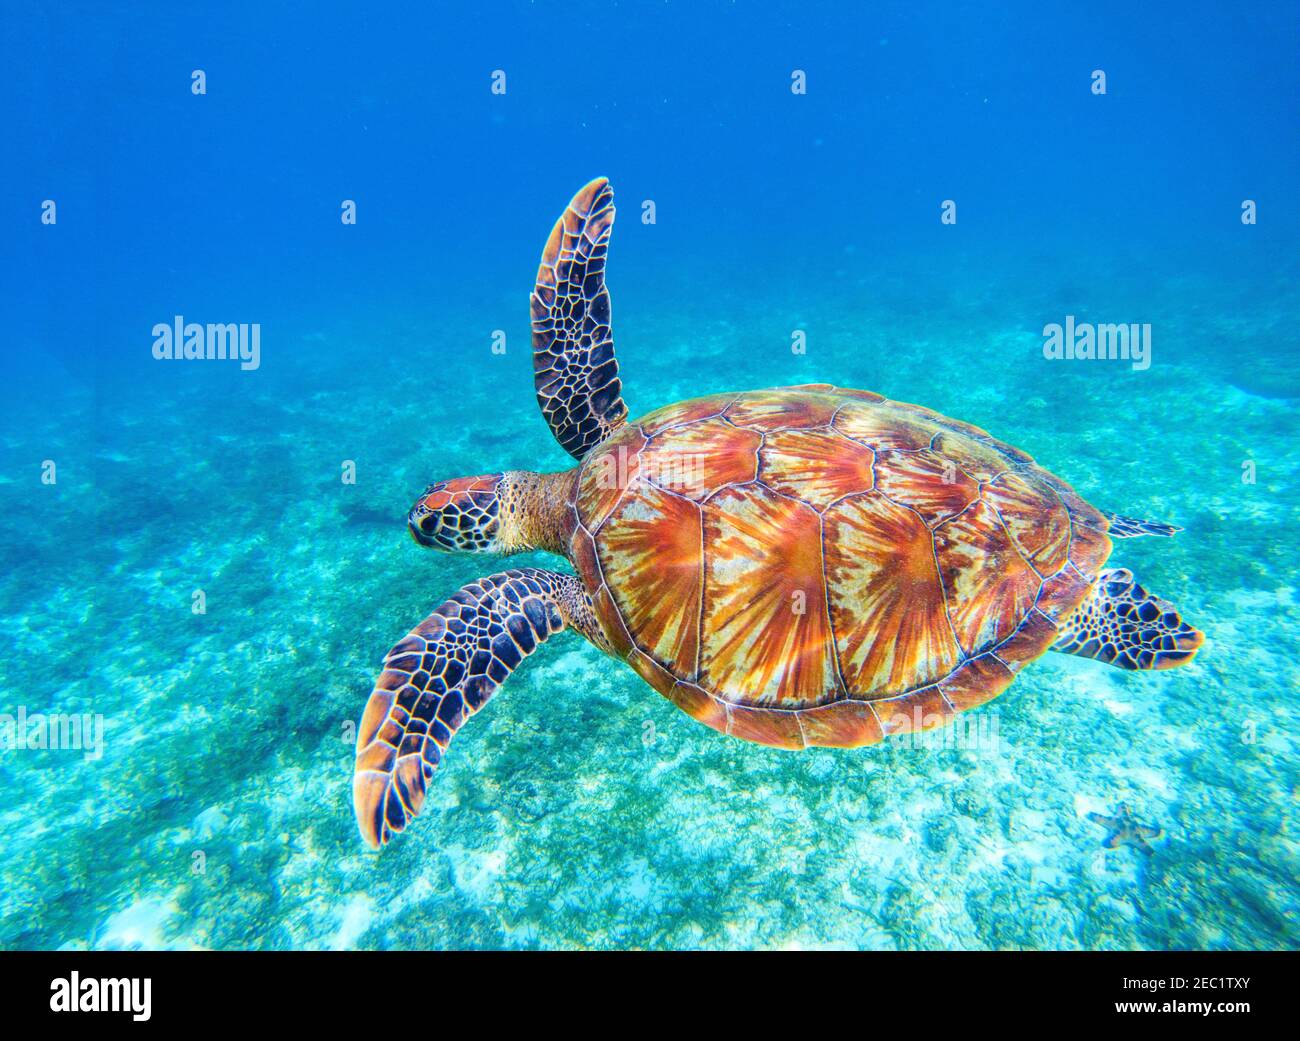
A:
[{"xmin": 407, "ymin": 503, "xmax": 442, "ymax": 547}]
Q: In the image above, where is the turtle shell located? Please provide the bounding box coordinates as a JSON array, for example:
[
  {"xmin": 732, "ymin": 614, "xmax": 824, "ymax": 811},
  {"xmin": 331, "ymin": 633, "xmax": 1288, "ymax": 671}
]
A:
[{"xmin": 568, "ymin": 385, "xmax": 1112, "ymax": 750}]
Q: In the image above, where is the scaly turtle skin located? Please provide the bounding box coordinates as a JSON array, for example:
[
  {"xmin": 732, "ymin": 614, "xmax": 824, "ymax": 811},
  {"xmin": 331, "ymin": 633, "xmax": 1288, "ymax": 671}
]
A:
[{"xmin": 351, "ymin": 178, "xmax": 1205, "ymax": 848}]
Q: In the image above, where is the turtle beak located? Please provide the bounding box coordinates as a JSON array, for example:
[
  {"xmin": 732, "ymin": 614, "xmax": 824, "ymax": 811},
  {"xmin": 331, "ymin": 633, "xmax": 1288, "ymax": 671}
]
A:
[{"xmin": 408, "ymin": 504, "xmax": 438, "ymax": 547}]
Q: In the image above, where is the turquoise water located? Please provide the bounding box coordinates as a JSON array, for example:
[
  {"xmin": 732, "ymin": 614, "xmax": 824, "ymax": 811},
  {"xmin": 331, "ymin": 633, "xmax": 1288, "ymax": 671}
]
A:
[{"xmin": 2, "ymin": 4, "xmax": 1297, "ymax": 949}]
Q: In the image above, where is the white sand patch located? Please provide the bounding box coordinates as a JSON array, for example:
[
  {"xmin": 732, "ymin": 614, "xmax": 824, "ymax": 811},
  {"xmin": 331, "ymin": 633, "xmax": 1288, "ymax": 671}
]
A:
[
  {"xmin": 444, "ymin": 844, "xmax": 507, "ymax": 902},
  {"xmin": 1226, "ymin": 586, "xmax": 1295, "ymax": 611},
  {"xmin": 97, "ymin": 896, "xmax": 180, "ymax": 950},
  {"xmin": 1031, "ymin": 866, "xmax": 1068, "ymax": 888},
  {"xmin": 1110, "ymin": 765, "xmax": 1176, "ymax": 799},
  {"xmin": 192, "ymin": 805, "xmax": 228, "ymax": 840},
  {"xmin": 330, "ymin": 894, "xmax": 375, "ymax": 949},
  {"xmin": 1073, "ymin": 792, "xmax": 1111, "ymax": 819},
  {"xmin": 969, "ymin": 832, "xmax": 1015, "ymax": 871},
  {"xmin": 851, "ymin": 830, "xmax": 913, "ymax": 877}
]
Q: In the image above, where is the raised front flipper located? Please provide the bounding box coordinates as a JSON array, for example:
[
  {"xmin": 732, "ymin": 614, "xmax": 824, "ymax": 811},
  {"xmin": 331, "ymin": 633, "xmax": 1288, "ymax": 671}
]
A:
[
  {"xmin": 531, "ymin": 177, "xmax": 628, "ymax": 460},
  {"xmin": 1053, "ymin": 568, "xmax": 1204, "ymax": 670},
  {"xmin": 352, "ymin": 568, "xmax": 597, "ymax": 848}
]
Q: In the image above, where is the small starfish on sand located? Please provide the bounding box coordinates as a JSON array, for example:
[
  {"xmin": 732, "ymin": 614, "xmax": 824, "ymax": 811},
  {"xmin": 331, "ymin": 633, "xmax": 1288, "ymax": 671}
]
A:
[{"xmin": 1088, "ymin": 803, "xmax": 1163, "ymax": 855}]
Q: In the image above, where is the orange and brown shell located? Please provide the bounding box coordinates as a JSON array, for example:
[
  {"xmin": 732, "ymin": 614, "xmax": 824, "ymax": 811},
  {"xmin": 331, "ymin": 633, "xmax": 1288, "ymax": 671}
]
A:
[{"xmin": 568, "ymin": 385, "xmax": 1113, "ymax": 749}]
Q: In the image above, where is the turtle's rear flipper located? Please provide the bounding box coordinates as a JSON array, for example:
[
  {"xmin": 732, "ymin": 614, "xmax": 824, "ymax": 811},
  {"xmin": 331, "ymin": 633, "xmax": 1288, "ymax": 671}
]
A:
[
  {"xmin": 1053, "ymin": 568, "xmax": 1204, "ymax": 670},
  {"xmin": 352, "ymin": 569, "xmax": 594, "ymax": 848},
  {"xmin": 1104, "ymin": 512, "xmax": 1182, "ymax": 538}
]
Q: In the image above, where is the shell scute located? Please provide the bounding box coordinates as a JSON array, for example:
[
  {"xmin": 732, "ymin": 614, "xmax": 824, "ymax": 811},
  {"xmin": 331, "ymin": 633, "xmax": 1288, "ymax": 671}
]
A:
[
  {"xmin": 984, "ymin": 470, "xmax": 1072, "ymax": 575},
  {"xmin": 576, "ymin": 425, "xmax": 647, "ymax": 530},
  {"xmin": 725, "ymin": 702, "xmax": 807, "ymax": 749},
  {"xmin": 699, "ymin": 483, "xmax": 838, "ymax": 707},
  {"xmin": 872, "ymin": 685, "xmax": 956, "ymax": 738},
  {"xmin": 639, "ymin": 417, "xmax": 760, "ymax": 501},
  {"xmin": 1038, "ymin": 566, "xmax": 1094, "ymax": 623},
  {"xmin": 994, "ymin": 608, "xmax": 1060, "ymax": 670},
  {"xmin": 931, "ymin": 431, "xmax": 1018, "ymax": 483},
  {"xmin": 596, "ymin": 478, "xmax": 702, "ymax": 676},
  {"xmin": 795, "ymin": 700, "xmax": 885, "ymax": 748},
  {"xmin": 780, "ymin": 382, "xmax": 885, "ymax": 405},
  {"xmin": 575, "ymin": 388, "xmax": 1110, "ymax": 741},
  {"xmin": 758, "ymin": 427, "xmax": 875, "ymax": 508},
  {"xmin": 668, "ymin": 680, "xmax": 729, "ymax": 733},
  {"xmin": 939, "ymin": 654, "xmax": 1016, "ymax": 712},
  {"xmin": 637, "ymin": 393, "xmax": 735, "ymax": 436},
  {"xmin": 874, "ymin": 448, "xmax": 980, "ymax": 526},
  {"xmin": 725, "ymin": 389, "xmax": 839, "ymax": 431},
  {"xmin": 933, "ymin": 499, "xmax": 1041, "ymax": 657},
  {"xmin": 833, "ymin": 398, "xmax": 941, "ymax": 450},
  {"xmin": 591, "ymin": 582, "xmax": 635, "ymax": 659},
  {"xmin": 822, "ymin": 491, "xmax": 962, "ymax": 698}
]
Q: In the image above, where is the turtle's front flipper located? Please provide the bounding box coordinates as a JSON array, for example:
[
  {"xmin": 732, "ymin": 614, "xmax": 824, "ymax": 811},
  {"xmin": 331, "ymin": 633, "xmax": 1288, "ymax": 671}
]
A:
[
  {"xmin": 531, "ymin": 177, "xmax": 628, "ymax": 460},
  {"xmin": 1052, "ymin": 568, "xmax": 1204, "ymax": 671},
  {"xmin": 1104, "ymin": 512, "xmax": 1182, "ymax": 538},
  {"xmin": 352, "ymin": 568, "xmax": 599, "ymax": 848}
]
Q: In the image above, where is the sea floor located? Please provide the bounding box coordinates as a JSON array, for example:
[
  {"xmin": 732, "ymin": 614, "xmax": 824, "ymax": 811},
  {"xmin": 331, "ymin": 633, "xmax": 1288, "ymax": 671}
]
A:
[{"xmin": 1, "ymin": 259, "xmax": 1297, "ymax": 950}]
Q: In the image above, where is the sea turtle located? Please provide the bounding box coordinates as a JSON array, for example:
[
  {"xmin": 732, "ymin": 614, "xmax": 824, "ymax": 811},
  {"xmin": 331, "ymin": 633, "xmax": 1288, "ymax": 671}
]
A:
[{"xmin": 352, "ymin": 177, "xmax": 1205, "ymax": 848}]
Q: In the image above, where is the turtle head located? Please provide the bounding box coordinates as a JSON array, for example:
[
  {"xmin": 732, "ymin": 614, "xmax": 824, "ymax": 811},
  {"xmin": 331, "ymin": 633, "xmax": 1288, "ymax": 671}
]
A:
[
  {"xmin": 408, "ymin": 469, "xmax": 577, "ymax": 556},
  {"xmin": 408, "ymin": 474, "xmax": 506, "ymax": 553}
]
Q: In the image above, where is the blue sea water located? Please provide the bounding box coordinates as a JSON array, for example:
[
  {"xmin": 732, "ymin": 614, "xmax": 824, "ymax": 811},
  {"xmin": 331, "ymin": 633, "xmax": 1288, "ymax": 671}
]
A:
[{"xmin": 1, "ymin": 1, "xmax": 1297, "ymax": 950}]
